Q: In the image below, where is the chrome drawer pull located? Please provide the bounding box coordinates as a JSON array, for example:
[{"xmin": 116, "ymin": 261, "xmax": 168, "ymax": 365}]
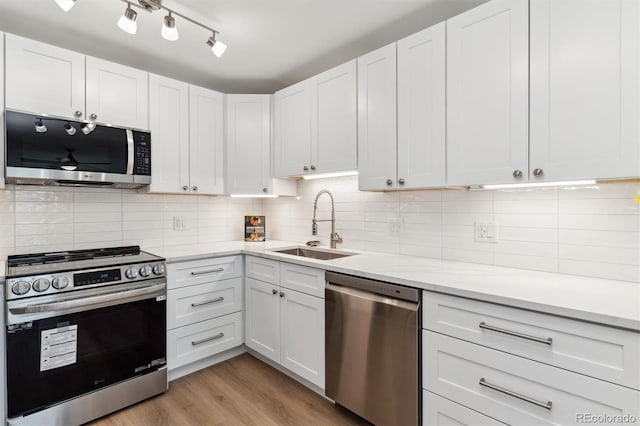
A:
[
  {"xmin": 191, "ymin": 332, "xmax": 224, "ymax": 346},
  {"xmin": 479, "ymin": 322, "xmax": 552, "ymax": 345},
  {"xmin": 479, "ymin": 378, "xmax": 552, "ymax": 410},
  {"xmin": 191, "ymin": 297, "xmax": 224, "ymax": 307},
  {"xmin": 190, "ymin": 268, "xmax": 224, "ymax": 276}
]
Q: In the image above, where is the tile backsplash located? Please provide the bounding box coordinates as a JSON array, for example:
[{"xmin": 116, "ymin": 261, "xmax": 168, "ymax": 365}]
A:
[
  {"xmin": 264, "ymin": 176, "xmax": 640, "ymax": 283},
  {"xmin": 0, "ymin": 185, "xmax": 262, "ymax": 258}
]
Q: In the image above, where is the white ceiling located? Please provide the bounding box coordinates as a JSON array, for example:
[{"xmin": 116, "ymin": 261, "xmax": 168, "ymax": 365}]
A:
[{"xmin": 0, "ymin": 0, "xmax": 488, "ymax": 93}]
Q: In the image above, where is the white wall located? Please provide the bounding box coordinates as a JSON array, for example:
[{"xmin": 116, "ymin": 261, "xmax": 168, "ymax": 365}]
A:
[
  {"xmin": 0, "ymin": 185, "xmax": 262, "ymax": 256},
  {"xmin": 264, "ymin": 176, "xmax": 640, "ymax": 283}
]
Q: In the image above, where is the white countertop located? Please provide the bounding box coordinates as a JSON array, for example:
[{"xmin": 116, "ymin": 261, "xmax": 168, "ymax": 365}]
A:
[{"xmin": 148, "ymin": 240, "xmax": 640, "ymax": 331}]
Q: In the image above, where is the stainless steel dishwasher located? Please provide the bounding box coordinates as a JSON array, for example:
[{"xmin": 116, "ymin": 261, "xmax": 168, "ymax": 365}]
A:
[{"xmin": 325, "ymin": 271, "xmax": 420, "ymax": 426}]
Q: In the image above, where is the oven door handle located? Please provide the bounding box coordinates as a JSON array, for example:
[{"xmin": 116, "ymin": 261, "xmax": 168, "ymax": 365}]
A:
[{"xmin": 9, "ymin": 282, "xmax": 166, "ymax": 315}]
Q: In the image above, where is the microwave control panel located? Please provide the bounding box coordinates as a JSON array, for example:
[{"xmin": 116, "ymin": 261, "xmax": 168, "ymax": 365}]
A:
[{"xmin": 133, "ymin": 131, "xmax": 151, "ymax": 176}]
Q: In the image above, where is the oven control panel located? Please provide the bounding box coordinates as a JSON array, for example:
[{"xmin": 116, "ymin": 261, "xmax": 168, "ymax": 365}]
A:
[{"xmin": 6, "ymin": 262, "xmax": 167, "ymax": 300}]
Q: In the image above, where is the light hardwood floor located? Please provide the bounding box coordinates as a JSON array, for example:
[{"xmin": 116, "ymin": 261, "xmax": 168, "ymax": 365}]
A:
[{"xmin": 91, "ymin": 354, "xmax": 369, "ymax": 426}]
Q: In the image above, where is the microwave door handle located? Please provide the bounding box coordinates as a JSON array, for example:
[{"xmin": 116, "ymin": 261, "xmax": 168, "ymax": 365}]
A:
[{"xmin": 126, "ymin": 129, "xmax": 134, "ymax": 175}]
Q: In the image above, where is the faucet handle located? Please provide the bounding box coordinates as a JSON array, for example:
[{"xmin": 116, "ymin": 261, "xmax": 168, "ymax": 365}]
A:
[{"xmin": 333, "ymin": 232, "xmax": 343, "ymax": 243}]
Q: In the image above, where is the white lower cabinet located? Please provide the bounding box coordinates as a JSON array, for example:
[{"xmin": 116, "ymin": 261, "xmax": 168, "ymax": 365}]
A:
[
  {"xmin": 245, "ymin": 256, "xmax": 325, "ymax": 388},
  {"xmin": 166, "ymin": 256, "xmax": 244, "ymax": 373},
  {"xmin": 423, "ymin": 390, "xmax": 505, "ymax": 426}
]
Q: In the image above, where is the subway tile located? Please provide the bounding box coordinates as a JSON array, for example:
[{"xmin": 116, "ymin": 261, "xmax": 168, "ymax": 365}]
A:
[
  {"xmin": 559, "ymin": 229, "xmax": 639, "ymax": 249},
  {"xmin": 558, "ymin": 214, "xmax": 639, "ymax": 232},
  {"xmin": 16, "ymin": 223, "xmax": 74, "ymax": 237},
  {"xmin": 494, "ymin": 240, "xmax": 558, "ymax": 257},
  {"xmin": 492, "ymin": 187, "xmax": 557, "ymax": 201},
  {"xmin": 559, "ymin": 198, "xmax": 639, "ymax": 215},
  {"xmin": 559, "ymin": 244, "xmax": 640, "ymax": 266},
  {"xmin": 75, "ymin": 211, "xmax": 122, "ymax": 223},
  {"xmin": 15, "ymin": 190, "xmax": 73, "ymax": 203},
  {"xmin": 493, "ymin": 213, "xmax": 557, "ymax": 229},
  {"xmin": 558, "ymin": 182, "xmax": 640, "ymax": 200},
  {"xmin": 498, "ymin": 227, "xmax": 558, "ymax": 243},
  {"xmin": 494, "ymin": 199, "xmax": 558, "ymax": 215},
  {"xmin": 559, "ymin": 259, "xmax": 640, "ymax": 283}
]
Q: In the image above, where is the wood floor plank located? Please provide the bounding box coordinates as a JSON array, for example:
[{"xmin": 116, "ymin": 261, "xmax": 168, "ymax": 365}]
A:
[{"xmin": 91, "ymin": 354, "xmax": 369, "ymax": 426}]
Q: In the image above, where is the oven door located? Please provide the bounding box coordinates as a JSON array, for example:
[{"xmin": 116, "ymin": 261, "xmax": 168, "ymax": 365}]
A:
[{"xmin": 6, "ymin": 280, "xmax": 167, "ymax": 419}]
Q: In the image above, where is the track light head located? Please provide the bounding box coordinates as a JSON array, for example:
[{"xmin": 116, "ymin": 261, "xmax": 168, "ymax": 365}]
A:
[
  {"xmin": 117, "ymin": 2, "xmax": 138, "ymax": 35},
  {"xmin": 162, "ymin": 13, "xmax": 179, "ymax": 41},
  {"xmin": 64, "ymin": 122, "xmax": 77, "ymax": 136},
  {"xmin": 55, "ymin": 0, "xmax": 76, "ymax": 12},
  {"xmin": 35, "ymin": 119, "xmax": 47, "ymax": 133},
  {"xmin": 206, "ymin": 33, "xmax": 227, "ymax": 58}
]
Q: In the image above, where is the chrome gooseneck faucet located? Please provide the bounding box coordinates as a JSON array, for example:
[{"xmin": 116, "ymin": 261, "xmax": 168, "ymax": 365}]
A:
[{"xmin": 312, "ymin": 189, "xmax": 343, "ymax": 249}]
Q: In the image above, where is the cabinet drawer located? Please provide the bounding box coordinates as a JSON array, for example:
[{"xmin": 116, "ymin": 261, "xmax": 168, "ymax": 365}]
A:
[
  {"xmin": 245, "ymin": 256, "xmax": 280, "ymax": 284},
  {"xmin": 167, "ymin": 311, "xmax": 243, "ymax": 369},
  {"xmin": 167, "ymin": 277, "xmax": 243, "ymax": 330},
  {"xmin": 423, "ymin": 331, "xmax": 640, "ymax": 425},
  {"xmin": 168, "ymin": 256, "xmax": 242, "ymax": 289},
  {"xmin": 423, "ymin": 291, "xmax": 640, "ymax": 389},
  {"xmin": 280, "ymin": 262, "xmax": 325, "ymax": 298},
  {"xmin": 422, "ymin": 390, "xmax": 505, "ymax": 426}
]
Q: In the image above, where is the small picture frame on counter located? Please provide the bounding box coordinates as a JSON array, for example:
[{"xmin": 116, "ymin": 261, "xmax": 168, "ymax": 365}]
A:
[{"xmin": 245, "ymin": 215, "xmax": 266, "ymax": 241}]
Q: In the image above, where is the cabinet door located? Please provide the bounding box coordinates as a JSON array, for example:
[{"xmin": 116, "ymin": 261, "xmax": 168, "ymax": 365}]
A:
[
  {"xmin": 273, "ymin": 80, "xmax": 311, "ymax": 177},
  {"xmin": 148, "ymin": 74, "xmax": 190, "ymax": 193},
  {"xmin": 85, "ymin": 56, "xmax": 149, "ymax": 129},
  {"xmin": 446, "ymin": 0, "xmax": 529, "ymax": 186},
  {"xmin": 280, "ymin": 289, "xmax": 325, "ymax": 388},
  {"xmin": 423, "ymin": 390, "xmax": 506, "ymax": 426},
  {"xmin": 397, "ymin": 23, "xmax": 446, "ymax": 189},
  {"xmin": 530, "ymin": 0, "xmax": 640, "ymax": 181},
  {"xmin": 245, "ymin": 278, "xmax": 281, "ymax": 363},
  {"xmin": 189, "ymin": 85, "xmax": 225, "ymax": 195},
  {"xmin": 5, "ymin": 34, "xmax": 85, "ymax": 119},
  {"xmin": 225, "ymin": 95, "xmax": 271, "ymax": 194},
  {"xmin": 309, "ymin": 60, "xmax": 357, "ymax": 174},
  {"xmin": 357, "ymin": 43, "xmax": 398, "ymax": 191}
]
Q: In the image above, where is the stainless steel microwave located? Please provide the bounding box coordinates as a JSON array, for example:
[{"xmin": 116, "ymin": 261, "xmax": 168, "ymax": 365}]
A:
[{"xmin": 4, "ymin": 110, "xmax": 151, "ymax": 188}]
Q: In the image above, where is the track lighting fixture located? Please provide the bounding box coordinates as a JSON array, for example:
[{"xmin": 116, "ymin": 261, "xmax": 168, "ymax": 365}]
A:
[
  {"xmin": 35, "ymin": 119, "xmax": 47, "ymax": 133},
  {"xmin": 161, "ymin": 12, "xmax": 178, "ymax": 41},
  {"xmin": 206, "ymin": 32, "xmax": 227, "ymax": 58},
  {"xmin": 55, "ymin": 0, "xmax": 76, "ymax": 12},
  {"xmin": 117, "ymin": 2, "xmax": 138, "ymax": 35},
  {"xmin": 64, "ymin": 122, "xmax": 77, "ymax": 136},
  {"xmin": 81, "ymin": 122, "xmax": 96, "ymax": 135}
]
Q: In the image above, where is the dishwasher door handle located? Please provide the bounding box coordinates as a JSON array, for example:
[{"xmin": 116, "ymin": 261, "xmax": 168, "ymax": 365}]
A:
[{"xmin": 326, "ymin": 283, "xmax": 419, "ymax": 311}]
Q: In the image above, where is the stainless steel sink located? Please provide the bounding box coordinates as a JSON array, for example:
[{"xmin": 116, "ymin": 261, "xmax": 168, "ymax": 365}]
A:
[{"xmin": 273, "ymin": 247, "xmax": 356, "ymax": 260}]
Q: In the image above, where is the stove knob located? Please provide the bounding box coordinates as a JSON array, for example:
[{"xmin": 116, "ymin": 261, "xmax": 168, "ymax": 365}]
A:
[
  {"xmin": 11, "ymin": 280, "xmax": 31, "ymax": 296},
  {"xmin": 139, "ymin": 265, "xmax": 152, "ymax": 277},
  {"xmin": 33, "ymin": 278, "xmax": 51, "ymax": 293},
  {"xmin": 152, "ymin": 264, "xmax": 165, "ymax": 275},
  {"xmin": 52, "ymin": 276, "xmax": 70, "ymax": 290},
  {"xmin": 125, "ymin": 267, "xmax": 139, "ymax": 279}
]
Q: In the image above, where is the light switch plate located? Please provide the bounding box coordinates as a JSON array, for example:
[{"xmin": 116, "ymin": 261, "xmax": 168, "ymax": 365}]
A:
[{"xmin": 173, "ymin": 216, "xmax": 187, "ymax": 231}]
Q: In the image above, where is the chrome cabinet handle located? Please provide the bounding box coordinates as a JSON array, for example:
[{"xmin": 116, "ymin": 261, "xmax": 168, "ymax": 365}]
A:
[
  {"xmin": 479, "ymin": 378, "xmax": 552, "ymax": 410},
  {"xmin": 398, "ymin": 178, "xmax": 405, "ymax": 185},
  {"xmin": 191, "ymin": 332, "xmax": 224, "ymax": 346},
  {"xmin": 192, "ymin": 186, "xmax": 198, "ymax": 192},
  {"xmin": 310, "ymin": 165, "xmax": 316, "ymax": 170},
  {"xmin": 182, "ymin": 185, "xmax": 189, "ymax": 191},
  {"xmin": 513, "ymin": 170, "xmax": 523, "ymax": 178},
  {"xmin": 190, "ymin": 268, "xmax": 224, "ymax": 276},
  {"xmin": 386, "ymin": 179, "xmax": 393, "ymax": 186},
  {"xmin": 191, "ymin": 296, "xmax": 224, "ymax": 307},
  {"xmin": 303, "ymin": 166, "xmax": 309, "ymax": 172},
  {"xmin": 479, "ymin": 322, "xmax": 552, "ymax": 345},
  {"xmin": 74, "ymin": 110, "xmax": 83, "ymax": 117},
  {"xmin": 279, "ymin": 291, "xmax": 285, "ymax": 298},
  {"xmin": 272, "ymin": 289, "xmax": 278, "ymax": 295},
  {"xmin": 533, "ymin": 168, "xmax": 544, "ymax": 177},
  {"xmin": 89, "ymin": 113, "xmax": 98, "ymax": 120}
]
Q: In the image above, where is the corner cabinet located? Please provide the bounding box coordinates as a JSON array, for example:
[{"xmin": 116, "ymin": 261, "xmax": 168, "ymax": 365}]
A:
[
  {"xmin": 446, "ymin": 0, "xmax": 529, "ymax": 186},
  {"xmin": 225, "ymin": 95, "xmax": 296, "ymax": 196},
  {"xmin": 148, "ymin": 74, "xmax": 224, "ymax": 195},
  {"xmin": 5, "ymin": 34, "xmax": 149, "ymax": 129},
  {"xmin": 273, "ymin": 60, "xmax": 357, "ymax": 178},
  {"xmin": 529, "ymin": 0, "xmax": 640, "ymax": 182},
  {"xmin": 358, "ymin": 23, "xmax": 446, "ymax": 191}
]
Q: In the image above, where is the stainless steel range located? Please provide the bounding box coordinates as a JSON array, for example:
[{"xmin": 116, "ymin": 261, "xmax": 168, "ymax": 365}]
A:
[{"xmin": 5, "ymin": 246, "xmax": 168, "ymax": 426}]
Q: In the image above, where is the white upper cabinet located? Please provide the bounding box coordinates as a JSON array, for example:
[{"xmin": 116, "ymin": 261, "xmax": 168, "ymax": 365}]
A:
[
  {"xmin": 148, "ymin": 74, "xmax": 190, "ymax": 194},
  {"xmin": 85, "ymin": 56, "xmax": 149, "ymax": 130},
  {"xmin": 273, "ymin": 80, "xmax": 312, "ymax": 177},
  {"xmin": 357, "ymin": 43, "xmax": 398, "ymax": 191},
  {"xmin": 273, "ymin": 60, "xmax": 358, "ymax": 178},
  {"xmin": 397, "ymin": 23, "xmax": 446, "ymax": 189},
  {"xmin": 225, "ymin": 95, "xmax": 296, "ymax": 196},
  {"xmin": 530, "ymin": 0, "xmax": 640, "ymax": 181},
  {"xmin": 5, "ymin": 34, "xmax": 149, "ymax": 130},
  {"xmin": 446, "ymin": 0, "xmax": 529, "ymax": 186},
  {"xmin": 5, "ymin": 34, "xmax": 85, "ymax": 119},
  {"xmin": 309, "ymin": 60, "xmax": 358, "ymax": 174},
  {"xmin": 189, "ymin": 85, "xmax": 225, "ymax": 195}
]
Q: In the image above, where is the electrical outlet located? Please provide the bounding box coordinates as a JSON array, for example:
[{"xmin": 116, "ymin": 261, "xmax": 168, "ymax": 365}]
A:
[
  {"xmin": 475, "ymin": 221, "xmax": 498, "ymax": 243},
  {"xmin": 389, "ymin": 219, "xmax": 401, "ymax": 233},
  {"xmin": 173, "ymin": 216, "xmax": 187, "ymax": 231}
]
